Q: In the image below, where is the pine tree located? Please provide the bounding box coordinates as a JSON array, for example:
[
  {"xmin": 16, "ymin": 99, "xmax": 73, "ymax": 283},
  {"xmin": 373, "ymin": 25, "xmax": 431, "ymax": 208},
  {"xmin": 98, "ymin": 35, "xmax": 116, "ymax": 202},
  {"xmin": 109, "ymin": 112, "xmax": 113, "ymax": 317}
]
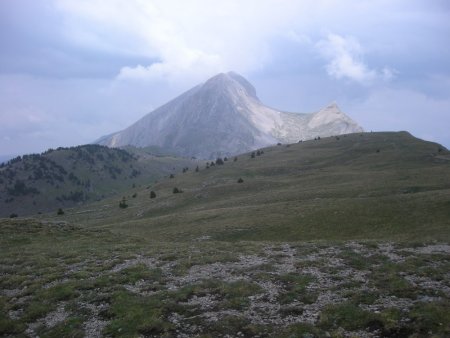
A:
[{"xmin": 119, "ymin": 197, "xmax": 128, "ymax": 208}]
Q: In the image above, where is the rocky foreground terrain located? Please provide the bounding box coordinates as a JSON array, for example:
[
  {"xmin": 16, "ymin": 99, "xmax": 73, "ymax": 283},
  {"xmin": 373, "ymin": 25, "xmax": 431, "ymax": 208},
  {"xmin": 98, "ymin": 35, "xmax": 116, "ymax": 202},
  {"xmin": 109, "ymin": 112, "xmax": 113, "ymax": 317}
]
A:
[{"xmin": 1, "ymin": 219, "xmax": 449, "ymax": 337}]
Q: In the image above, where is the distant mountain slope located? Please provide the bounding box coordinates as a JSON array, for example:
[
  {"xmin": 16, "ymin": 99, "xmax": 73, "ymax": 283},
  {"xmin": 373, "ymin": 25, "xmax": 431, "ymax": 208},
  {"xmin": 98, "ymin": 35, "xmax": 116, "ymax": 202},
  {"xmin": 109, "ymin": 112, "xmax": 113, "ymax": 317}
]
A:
[
  {"xmin": 68, "ymin": 132, "xmax": 450, "ymax": 242},
  {"xmin": 96, "ymin": 72, "xmax": 363, "ymax": 159},
  {"xmin": 0, "ymin": 145, "xmax": 198, "ymax": 217}
]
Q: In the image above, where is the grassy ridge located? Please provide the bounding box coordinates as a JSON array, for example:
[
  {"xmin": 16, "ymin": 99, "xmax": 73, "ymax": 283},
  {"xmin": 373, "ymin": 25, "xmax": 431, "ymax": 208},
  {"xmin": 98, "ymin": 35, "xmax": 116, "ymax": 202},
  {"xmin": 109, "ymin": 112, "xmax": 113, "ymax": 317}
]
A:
[{"xmin": 52, "ymin": 131, "xmax": 450, "ymax": 242}]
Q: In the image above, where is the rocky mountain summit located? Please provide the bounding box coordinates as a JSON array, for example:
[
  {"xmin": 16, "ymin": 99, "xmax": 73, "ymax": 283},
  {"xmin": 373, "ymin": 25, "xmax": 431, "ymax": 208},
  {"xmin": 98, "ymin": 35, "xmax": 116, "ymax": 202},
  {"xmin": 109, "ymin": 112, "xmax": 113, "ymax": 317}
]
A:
[{"xmin": 97, "ymin": 72, "xmax": 363, "ymax": 158}]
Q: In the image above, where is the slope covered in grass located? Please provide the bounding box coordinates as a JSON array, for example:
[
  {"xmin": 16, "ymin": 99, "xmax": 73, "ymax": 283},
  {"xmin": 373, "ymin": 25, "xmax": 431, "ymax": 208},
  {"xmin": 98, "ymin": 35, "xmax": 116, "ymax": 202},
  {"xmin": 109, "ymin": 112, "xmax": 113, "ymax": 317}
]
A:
[
  {"xmin": 2, "ymin": 131, "xmax": 450, "ymax": 337},
  {"xmin": 0, "ymin": 145, "xmax": 199, "ymax": 217},
  {"xmin": 55, "ymin": 131, "xmax": 450, "ymax": 242}
]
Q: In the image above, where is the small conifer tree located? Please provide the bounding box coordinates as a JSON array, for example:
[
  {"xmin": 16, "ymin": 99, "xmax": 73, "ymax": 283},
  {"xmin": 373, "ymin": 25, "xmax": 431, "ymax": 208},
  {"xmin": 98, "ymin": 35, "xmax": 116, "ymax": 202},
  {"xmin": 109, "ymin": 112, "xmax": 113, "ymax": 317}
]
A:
[
  {"xmin": 237, "ymin": 178, "xmax": 244, "ymax": 183},
  {"xmin": 150, "ymin": 191, "xmax": 156, "ymax": 199},
  {"xmin": 119, "ymin": 197, "xmax": 128, "ymax": 208}
]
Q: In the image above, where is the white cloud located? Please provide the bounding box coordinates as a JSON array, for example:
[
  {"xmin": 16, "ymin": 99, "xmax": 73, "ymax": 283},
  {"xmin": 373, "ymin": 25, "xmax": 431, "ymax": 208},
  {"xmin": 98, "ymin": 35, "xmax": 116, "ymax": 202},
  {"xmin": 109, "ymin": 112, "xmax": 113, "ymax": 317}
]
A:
[
  {"xmin": 53, "ymin": 0, "xmax": 333, "ymax": 83},
  {"xmin": 117, "ymin": 50, "xmax": 223, "ymax": 85},
  {"xmin": 316, "ymin": 33, "xmax": 396, "ymax": 84}
]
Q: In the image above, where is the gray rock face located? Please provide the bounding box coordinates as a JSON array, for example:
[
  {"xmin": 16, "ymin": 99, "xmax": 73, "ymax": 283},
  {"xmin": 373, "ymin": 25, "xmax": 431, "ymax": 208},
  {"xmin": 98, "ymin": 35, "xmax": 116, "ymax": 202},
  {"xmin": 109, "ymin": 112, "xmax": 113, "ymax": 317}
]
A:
[{"xmin": 96, "ymin": 72, "xmax": 363, "ymax": 158}]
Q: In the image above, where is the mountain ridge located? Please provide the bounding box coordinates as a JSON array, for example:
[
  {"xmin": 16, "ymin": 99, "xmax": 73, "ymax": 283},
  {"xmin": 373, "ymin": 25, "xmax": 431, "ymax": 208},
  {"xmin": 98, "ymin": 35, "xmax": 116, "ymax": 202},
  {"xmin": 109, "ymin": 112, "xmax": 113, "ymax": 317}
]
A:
[
  {"xmin": 96, "ymin": 72, "xmax": 363, "ymax": 159},
  {"xmin": 0, "ymin": 144, "xmax": 198, "ymax": 217}
]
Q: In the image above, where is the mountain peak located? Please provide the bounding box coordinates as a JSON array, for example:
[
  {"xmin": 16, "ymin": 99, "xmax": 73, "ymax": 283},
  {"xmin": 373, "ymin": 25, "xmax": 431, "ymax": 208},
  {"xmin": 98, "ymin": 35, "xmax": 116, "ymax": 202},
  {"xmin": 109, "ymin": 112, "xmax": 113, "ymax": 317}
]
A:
[
  {"xmin": 203, "ymin": 71, "xmax": 257, "ymax": 99},
  {"xmin": 327, "ymin": 101, "xmax": 339, "ymax": 109},
  {"xmin": 96, "ymin": 74, "xmax": 363, "ymax": 158},
  {"xmin": 307, "ymin": 102, "xmax": 363, "ymax": 132}
]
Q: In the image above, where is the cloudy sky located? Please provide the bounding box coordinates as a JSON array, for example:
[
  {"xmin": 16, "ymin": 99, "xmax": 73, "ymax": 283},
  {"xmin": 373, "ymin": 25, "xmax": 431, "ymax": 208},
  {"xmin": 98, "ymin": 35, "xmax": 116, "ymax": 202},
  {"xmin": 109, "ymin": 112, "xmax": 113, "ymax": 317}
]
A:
[{"xmin": 1, "ymin": 0, "xmax": 449, "ymax": 158}]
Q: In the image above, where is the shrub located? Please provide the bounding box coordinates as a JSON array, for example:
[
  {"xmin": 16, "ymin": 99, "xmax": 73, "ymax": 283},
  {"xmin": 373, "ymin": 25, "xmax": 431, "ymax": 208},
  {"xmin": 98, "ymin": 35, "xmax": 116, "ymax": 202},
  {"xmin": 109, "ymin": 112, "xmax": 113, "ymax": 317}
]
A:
[
  {"xmin": 119, "ymin": 197, "xmax": 128, "ymax": 208},
  {"xmin": 251, "ymin": 152, "xmax": 255, "ymax": 158},
  {"xmin": 170, "ymin": 174, "xmax": 175, "ymax": 178},
  {"xmin": 233, "ymin": 157, "xmax": 238, "ymax": 162},
  {"xmin": 216, "ymin": 158, "xmax": 224, "ymax": 165},
  {"xmin": 195, "ymin": 166, "xmax": 199, "ymax": 172},
  {"xmin": 173, "ymin": 187, "xmax": 182, "ymax": 194},
  {"xmin": 150, "ymin": 191, "xmax": 156, "ymax": 199},
  {"xmin": 9, "ymin": 213, "xmax": 18, "ymax": 218},
  {"xmin": 237, "ymin": 178, "xmax": 244, "ymax": 183},
  {"xmin": 57, "ymin": 208, "xmax": 64, "ymax": 215},
  {"xmin": 132, "ymin": 193, "xmax": 137, "ymax": 198}
]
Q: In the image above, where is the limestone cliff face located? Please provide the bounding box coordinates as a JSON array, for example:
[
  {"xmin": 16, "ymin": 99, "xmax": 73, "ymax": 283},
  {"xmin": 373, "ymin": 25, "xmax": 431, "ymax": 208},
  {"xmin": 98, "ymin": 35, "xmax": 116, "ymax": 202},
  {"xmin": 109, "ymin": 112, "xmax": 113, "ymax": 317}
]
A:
[{"xmin": 96, "ymin": 72, "xmax": 363, "ymax": 158}]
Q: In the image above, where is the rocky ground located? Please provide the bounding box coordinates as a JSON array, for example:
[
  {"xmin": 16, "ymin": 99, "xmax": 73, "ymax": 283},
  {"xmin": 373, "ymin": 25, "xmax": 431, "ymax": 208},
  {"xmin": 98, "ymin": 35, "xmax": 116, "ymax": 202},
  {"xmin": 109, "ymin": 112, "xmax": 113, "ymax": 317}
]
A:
[{"xmin": 1, "ymin": 220, "xmax": 450, "ymax": 337}]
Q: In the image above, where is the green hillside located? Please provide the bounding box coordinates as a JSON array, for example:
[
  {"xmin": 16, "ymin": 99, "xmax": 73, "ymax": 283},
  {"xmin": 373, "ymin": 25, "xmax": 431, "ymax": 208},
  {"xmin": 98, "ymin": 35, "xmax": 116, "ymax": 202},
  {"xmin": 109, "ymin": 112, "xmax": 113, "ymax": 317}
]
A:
[
  {"xmin": 2, "ymin": 131, "xmax": 450, "ymax": 337},
  {"xmin": 55, "ymin": 131, "xmax": 450, "ymax": 242},
  {"xmin": 0, "ymin": 145, "xmax": 200, "ymax": 218}
]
